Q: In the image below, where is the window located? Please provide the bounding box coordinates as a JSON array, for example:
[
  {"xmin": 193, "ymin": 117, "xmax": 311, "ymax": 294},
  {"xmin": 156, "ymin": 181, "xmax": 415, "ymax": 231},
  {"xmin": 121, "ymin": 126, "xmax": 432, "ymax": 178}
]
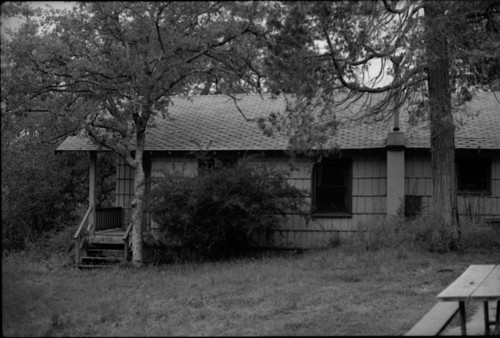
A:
[
  {"xmin": 312, "ymin": 159, "xmax": 352, "ymax": 215},
  {"xmin": 457, "ymin": 157, "xmax": 491, "ymax": 194},
  {"xmin": 405, "ymin": 195, "xmax": 422, "ymax": 219}
]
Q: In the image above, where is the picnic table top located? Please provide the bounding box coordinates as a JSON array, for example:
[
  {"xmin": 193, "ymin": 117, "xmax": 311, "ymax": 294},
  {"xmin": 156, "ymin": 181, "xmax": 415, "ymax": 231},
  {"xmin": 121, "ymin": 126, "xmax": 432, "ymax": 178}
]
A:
[{"xmin": 437, "ymin": 264, "xmax": 500, "ymax": 302}]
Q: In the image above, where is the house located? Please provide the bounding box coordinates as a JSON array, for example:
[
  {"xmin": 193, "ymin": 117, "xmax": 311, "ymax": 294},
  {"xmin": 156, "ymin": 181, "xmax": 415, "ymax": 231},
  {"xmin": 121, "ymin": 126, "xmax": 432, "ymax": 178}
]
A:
[{"xmin": 56, "ymin": 92, "xmax": 500, "ymax": 264}]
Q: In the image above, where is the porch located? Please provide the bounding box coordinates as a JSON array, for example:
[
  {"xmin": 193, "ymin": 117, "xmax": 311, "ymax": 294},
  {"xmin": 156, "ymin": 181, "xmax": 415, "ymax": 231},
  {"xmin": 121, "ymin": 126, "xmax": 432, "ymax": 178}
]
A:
[
  {"xmin": 74, "ymin": 206, "xmax": 133, "ymax": 268},
  {"xmin": 73, "ymin": 151, "xmax": 134, "ymax": 268}
]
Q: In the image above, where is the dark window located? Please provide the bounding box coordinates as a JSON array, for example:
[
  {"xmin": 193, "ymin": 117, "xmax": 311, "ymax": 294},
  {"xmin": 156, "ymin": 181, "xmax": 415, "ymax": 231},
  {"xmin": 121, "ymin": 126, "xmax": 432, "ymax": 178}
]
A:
[
  {"xmin": 313, "ymin": 159, "xmax": 351, "ymax": 214},
  {"xmin": 457, "ymin": 158, "xmax": 491, "ymax": 194},
  {"xmin": 405, "ymin": 195, "xmax": 422, "ymax": 219}
]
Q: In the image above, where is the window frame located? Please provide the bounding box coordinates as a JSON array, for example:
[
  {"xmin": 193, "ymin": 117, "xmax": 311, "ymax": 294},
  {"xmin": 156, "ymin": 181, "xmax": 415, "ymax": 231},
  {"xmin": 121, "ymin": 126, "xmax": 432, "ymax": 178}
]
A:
[
  {"xmin": 456, "ymin": 157, "xmax": 492, "ymax": 195},
  {"xmin": 312, "ymin": 159, "xmax": 352, "ymax": 218}
]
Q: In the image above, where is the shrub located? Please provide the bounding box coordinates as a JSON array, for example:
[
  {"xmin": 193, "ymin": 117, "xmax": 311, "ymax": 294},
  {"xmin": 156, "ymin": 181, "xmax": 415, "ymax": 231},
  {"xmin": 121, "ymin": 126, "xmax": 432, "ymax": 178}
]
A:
[
  {"xmin": 24, "ymin": 225, "xmax": 75, "ymax": 261},
  {"xmin": 150, "ymin": 159, "xmax": 307, "ymax": 261}
]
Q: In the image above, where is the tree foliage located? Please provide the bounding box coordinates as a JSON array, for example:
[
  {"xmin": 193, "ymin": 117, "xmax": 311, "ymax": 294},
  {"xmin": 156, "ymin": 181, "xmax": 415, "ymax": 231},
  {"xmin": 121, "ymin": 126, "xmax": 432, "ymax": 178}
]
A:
[
  {"xmin": 0, "ymin": 109, "xmax": 116, "ymax": 253},
  {"xmin": 2, "ymin": 1, "xmax": 269, "ymax": 265},
  {"xmin": 265, "ymin": 1, "xmax": 499, "ymax": 103}
]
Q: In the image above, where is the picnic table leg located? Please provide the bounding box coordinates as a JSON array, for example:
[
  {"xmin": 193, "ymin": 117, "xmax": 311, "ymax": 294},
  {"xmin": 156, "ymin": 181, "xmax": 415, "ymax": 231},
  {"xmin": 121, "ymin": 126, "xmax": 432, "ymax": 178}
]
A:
[
  {"xmin": 484, "ymin": 301, "xmax": 490, "ymax": 335},
  {"xmin": 494, "ymin": 300, "xmax": 500, "ymax": 336},
  {"xmin": 496, "ymin": 300, "xmax": 499, "ymax": 323},
  {"xmin": 459, "ymin": 301, "xmax": 467, "ymax": 336}
]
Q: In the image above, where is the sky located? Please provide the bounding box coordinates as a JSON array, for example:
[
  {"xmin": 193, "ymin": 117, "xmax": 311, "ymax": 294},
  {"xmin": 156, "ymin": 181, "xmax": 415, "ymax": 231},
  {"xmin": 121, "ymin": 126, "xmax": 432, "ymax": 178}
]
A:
[{"xmin": 1, "ymin": 1, "xmax": 75, "ymax": 37}]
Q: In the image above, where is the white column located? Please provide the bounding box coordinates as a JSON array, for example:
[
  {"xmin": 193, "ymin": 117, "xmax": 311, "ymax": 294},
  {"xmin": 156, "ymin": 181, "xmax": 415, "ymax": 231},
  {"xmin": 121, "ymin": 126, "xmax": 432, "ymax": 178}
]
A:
[{"xmin": 386, "ymin": 131, "xmax": 405, "ymax": 217}]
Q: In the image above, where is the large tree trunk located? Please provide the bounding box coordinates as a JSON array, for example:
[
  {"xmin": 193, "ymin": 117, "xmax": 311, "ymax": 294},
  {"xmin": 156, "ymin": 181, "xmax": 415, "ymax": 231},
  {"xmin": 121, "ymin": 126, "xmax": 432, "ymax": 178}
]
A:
[
  {"xmin": 425, "ymin": 1, "xmax": 460, "ymax": 237},
  {"xmin": 131, "ymin": 123, "xmax": 147, "ymax": 267}
]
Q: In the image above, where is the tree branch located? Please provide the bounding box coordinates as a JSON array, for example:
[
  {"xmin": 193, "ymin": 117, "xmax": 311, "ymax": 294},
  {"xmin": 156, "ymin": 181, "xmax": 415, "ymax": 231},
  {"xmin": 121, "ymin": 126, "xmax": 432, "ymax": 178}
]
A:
[{"xmin": 321, "ymin": 22, "xmax": 425, "ymax": 94}]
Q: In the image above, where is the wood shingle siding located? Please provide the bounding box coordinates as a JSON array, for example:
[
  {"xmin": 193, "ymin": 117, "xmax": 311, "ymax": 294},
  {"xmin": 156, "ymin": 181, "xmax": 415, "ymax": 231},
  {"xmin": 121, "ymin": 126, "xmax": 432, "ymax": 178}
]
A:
[
  {"xmin": 244, "ymin": 152, "xmax": 387, "ymax": 248},
  {"xmin": 404, "ymin": 151, "xmax": 500, "ymax": 221},
  {"xmin": 112, "ymin": 149, "xmax": 500, "ymax": 248},
  {"xmin": 151, "ymin": 156, "xmax": 198, "ymax": 177}
]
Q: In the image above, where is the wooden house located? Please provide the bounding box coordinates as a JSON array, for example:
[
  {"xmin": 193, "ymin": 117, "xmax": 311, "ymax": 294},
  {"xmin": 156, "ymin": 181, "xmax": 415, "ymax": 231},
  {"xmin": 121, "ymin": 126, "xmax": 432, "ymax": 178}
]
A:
[{"xmin": 56, "ymin": 92, "xmax": 500, "ymax": 265}]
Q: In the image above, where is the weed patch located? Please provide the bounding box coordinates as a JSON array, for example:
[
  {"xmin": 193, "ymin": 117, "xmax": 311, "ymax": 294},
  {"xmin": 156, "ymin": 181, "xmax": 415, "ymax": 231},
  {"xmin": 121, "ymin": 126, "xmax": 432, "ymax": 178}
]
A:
[{"xmin": 353, "ymin": 212, "xmax": 500, "ymax": 254}]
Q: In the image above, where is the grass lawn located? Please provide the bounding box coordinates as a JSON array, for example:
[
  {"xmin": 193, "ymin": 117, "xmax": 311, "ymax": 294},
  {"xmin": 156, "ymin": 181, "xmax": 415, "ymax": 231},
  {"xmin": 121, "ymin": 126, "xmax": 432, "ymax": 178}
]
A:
[{"xmin": 2, "ymin": 246, "xmax": 499, "ymax": 336}]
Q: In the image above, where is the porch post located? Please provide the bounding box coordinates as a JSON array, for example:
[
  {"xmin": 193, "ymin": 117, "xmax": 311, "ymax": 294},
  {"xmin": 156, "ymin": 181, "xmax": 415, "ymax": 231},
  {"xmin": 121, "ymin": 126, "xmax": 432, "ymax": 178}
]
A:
[
  {"xmin": 89, "ymin": 151, "xmax": 97, "ymax": 232},
  {"xmin": 386, "ymin": 131, "xmax": 405, "ymax": 217}
]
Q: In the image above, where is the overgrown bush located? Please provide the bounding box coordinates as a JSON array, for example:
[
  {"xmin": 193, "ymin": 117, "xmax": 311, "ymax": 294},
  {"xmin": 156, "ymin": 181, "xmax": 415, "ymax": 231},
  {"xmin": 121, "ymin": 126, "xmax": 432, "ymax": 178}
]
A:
[
  {"xmin": 150, "ymin": 159, "xmax": 307, "ymax": 261},
  {"xmin": 354, "ymin": 212, "xmax": 500, "ymax": 253},
  {"xmin": 1, "ymin": 146, "xmax": 115, "ymax": 253}
]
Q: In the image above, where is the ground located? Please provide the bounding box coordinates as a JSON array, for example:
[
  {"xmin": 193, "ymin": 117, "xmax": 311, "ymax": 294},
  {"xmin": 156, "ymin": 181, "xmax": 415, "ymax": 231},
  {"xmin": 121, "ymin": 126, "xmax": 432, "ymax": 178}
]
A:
[{"xmin": 2, "ymin": 246, "xmax": 499, "ymax": 336}]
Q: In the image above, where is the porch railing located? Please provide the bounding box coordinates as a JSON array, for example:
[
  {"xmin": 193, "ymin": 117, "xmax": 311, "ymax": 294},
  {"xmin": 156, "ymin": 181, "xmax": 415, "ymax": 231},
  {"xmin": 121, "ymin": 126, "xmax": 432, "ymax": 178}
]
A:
[
  {"xmin": 96, "ymin": 207, "xmax": 122, "ymax": 231},
  {"xmin": 122, "ymin": 222, "xmax": 134, "ymax": 261},
  {"xmin": 74, "ymin": 206, "xmax": 93, "ymax": 265}
]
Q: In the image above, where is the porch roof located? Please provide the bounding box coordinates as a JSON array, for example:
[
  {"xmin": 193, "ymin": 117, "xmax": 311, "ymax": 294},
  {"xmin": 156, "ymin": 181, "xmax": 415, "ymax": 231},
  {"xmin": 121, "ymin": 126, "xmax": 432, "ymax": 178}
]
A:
[{"xmin": 56, "ymin": 91, "xmax": 500, "ymax": 152}]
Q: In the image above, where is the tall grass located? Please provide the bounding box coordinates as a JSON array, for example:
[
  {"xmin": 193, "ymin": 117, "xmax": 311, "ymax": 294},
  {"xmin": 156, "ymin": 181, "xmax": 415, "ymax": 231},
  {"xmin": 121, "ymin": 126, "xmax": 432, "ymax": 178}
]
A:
[
  {"xmin": 353, "ymin": 212, "xmax": 500, "ymax": 254},
  {"xmin": 4, "ymin": 242, "xmax": 500, "ymax": 336},
  {"xmin": 3, "ymin": 211, "xmax": 499, "ymax": 336}
]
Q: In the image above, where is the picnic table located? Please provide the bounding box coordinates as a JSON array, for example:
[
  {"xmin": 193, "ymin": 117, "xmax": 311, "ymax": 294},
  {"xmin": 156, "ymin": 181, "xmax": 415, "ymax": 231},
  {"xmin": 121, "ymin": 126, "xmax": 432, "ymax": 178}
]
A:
[{"xmin": 436, "ymin": 264, "xmax": 500, "ymax": 335}]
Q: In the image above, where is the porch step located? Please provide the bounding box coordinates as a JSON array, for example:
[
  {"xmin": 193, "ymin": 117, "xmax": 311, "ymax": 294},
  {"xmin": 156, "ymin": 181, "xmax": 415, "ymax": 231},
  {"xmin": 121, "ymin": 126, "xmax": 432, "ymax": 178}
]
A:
[
  {"xmin": 75, "ymin": 226, "xmax": 131, "ymax": 268},
  {"xmin": 79, "ymin": 240, "xmax": 130, "ymax": 268},
  {"xmin": 86, "ymin": 248, "xmax": 124, "ymax": 259},
  {"xmin": 81, "ymin": 256, "xmax": 124, "ymax": 265},
  {"xmin": 88, "ymin": 234, "xmax": 125, "ymax": 244},
  {"xmin": 77, "ymin": 264, "xmax": 116, "ymax": 269}
]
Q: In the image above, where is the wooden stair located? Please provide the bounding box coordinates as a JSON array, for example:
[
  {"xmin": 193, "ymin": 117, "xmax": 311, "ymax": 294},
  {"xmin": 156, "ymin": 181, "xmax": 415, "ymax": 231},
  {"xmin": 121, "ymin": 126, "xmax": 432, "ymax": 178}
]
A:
[
  {"xmin": 77, "ymin": 232, "xmax": 130, "ymax": 269},
  {"xmin": 74, "ymin": 206, "xmax": 133, "ymax": 269}
]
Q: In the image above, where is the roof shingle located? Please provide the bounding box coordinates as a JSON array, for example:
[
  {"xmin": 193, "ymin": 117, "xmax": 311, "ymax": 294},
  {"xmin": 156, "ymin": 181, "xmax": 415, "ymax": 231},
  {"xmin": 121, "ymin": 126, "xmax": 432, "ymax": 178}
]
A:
[{"xmin": 56, "ymin": 91, "xmax": 500, "ymax": 152}]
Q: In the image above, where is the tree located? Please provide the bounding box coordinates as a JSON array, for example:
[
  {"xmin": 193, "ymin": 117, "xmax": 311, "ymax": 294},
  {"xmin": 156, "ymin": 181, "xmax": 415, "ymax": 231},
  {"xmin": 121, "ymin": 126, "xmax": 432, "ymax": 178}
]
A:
[
  {"xmin": 1, "ymin": 12, "xmax": 116, "ymax": 251},
  {"xmin": 263, "ymin": 0, "xmax": 500, "ymax": 236},
  {"xmin": 3, "ymin": 2, "xmax": 267, "ymax": 266},
  {"xmin": 0, "ymin": 83, "xmax": 117, "ymax": 252}
]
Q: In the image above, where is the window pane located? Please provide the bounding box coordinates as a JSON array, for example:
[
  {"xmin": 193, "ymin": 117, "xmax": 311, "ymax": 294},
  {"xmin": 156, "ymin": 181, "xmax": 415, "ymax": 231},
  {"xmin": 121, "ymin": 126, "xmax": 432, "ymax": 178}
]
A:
[
  {"xmin": 316, "ymin": 187, "xmax": 348, "ymax": 213},
  {"xmin": 314, "ymin": 160, "xmax": 351, "ymax": 213},
  {"xmin": 457, "ymin": 158, "xmax": 490, "ymax": 193},
  {"xmin": 319, "ymin": 162, "xmax": 348, "ymax": 186}
]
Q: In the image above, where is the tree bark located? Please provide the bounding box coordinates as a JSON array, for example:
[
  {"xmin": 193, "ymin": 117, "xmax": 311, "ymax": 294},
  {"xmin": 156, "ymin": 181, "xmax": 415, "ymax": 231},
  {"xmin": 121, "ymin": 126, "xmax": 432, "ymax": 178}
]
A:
[
  {"xmin": 130, "ymin": 121, "xmax": 147, "ymax": 267},
  {"xmin": 425, "ymin": 1, "xmax": 460, "ymax": 236}
]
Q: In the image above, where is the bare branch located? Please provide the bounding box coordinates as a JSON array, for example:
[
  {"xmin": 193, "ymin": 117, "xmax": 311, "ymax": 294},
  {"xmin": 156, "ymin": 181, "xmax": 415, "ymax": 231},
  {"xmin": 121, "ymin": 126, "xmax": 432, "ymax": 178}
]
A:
[
  {"xmin": 155, "ymin": 4, "xmax": 168, "ymax": 53},
  {"xmin": 321, "ymin": 22, "xmax": 425, "ymax": 94},
  {"xmin": 225, "ymin": 93, "xmax": 252, "ymax": 122}
]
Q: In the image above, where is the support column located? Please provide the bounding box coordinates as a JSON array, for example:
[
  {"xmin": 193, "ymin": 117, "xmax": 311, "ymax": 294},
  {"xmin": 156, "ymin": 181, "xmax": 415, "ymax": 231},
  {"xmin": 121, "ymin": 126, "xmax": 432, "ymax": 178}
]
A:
[
  {"xmin": 386, "ymin": 131, "xmax": 405, "ymax": 217},
  {"xmin": 89, "ymin": 151, "xmax": 97, "ymax": 232}
]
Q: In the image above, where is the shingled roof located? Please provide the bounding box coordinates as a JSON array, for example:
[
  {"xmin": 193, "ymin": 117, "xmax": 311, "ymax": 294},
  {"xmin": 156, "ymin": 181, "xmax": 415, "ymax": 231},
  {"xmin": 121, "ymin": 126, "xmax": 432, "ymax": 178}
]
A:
[{"xmin": 56, "ymin": 91, "xmax": 500, "ymax": 152}]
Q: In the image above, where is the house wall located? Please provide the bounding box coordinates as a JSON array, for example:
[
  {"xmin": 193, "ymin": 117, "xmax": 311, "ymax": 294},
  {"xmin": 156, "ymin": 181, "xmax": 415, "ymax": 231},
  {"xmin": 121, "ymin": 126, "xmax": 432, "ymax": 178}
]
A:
[
  {"xmin": 114, "ymin": 149, "xmax": 500, "ymax": 249},
  {"xmin": 405, "ymin": 150, "xmax": 500, "ymax": 222},
  {"xmin": 150, "ymin": 155, "xmax": 199, "ymax": 178},
  {"xmin": 459, "ymin": 158, "xmax": 500, "ymax": 221},
  {"xmin": 247, "ymin": 150, "xmax": 387, "ymax": 248},
  {"xmin": 115, "ymin": 151, "xmax": 387, "ymax": 248}
]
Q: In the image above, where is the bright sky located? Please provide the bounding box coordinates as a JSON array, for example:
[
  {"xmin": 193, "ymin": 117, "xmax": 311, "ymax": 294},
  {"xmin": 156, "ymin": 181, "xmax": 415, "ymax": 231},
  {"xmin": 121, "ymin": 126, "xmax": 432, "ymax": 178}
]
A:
[{"xmin": 1, "ymin": 1, "xmax": 75, "ymax": 36}]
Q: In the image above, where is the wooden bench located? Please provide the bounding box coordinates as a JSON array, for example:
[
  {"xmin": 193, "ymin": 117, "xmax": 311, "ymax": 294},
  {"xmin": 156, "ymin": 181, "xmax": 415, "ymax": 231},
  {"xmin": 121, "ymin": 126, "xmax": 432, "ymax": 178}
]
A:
[{"xmin": 405, "ymin": 301, "xmax": 459, "ymax": 336}]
